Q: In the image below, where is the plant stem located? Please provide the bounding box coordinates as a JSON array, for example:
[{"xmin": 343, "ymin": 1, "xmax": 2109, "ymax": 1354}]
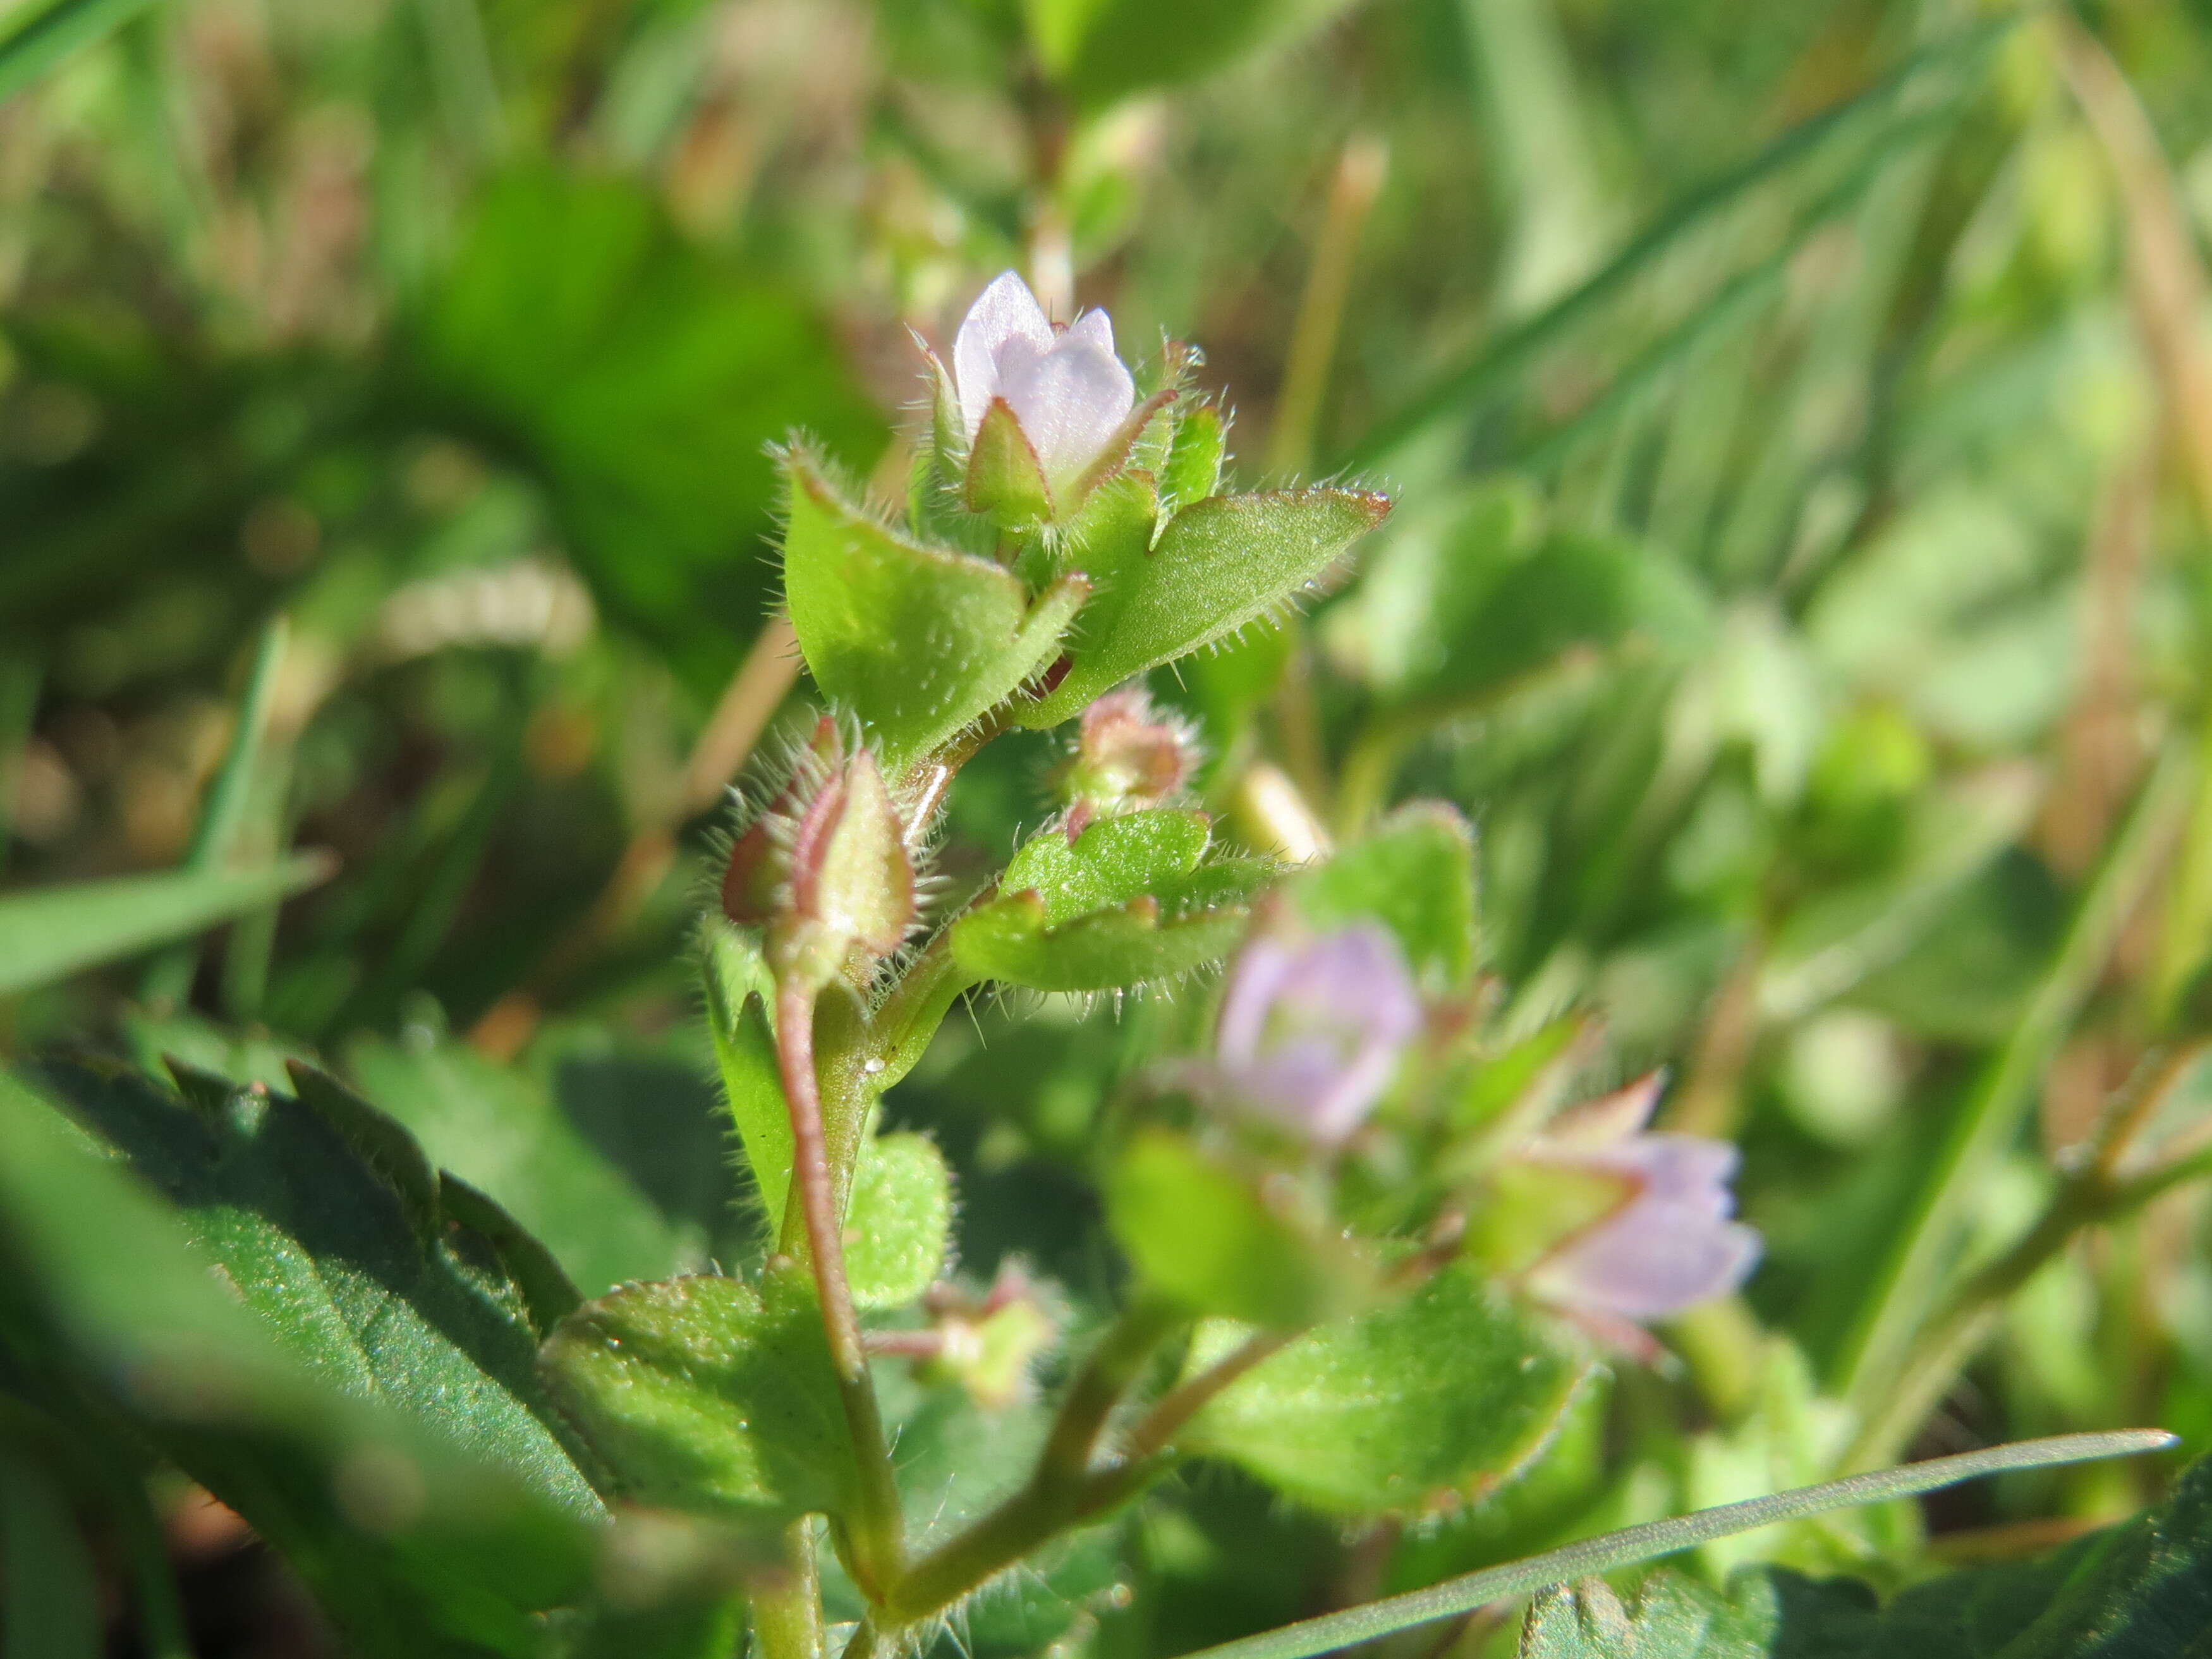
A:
[
  {"xmin": 1835, "ymin": 739, "xmax": 2194, "ymax": 1416},
  {"xmin": 879, "ymin": 1298, "xmax": 1185, "ymax": 1622},
  {"xmin": 751, "ymin": 1518, "xmax": 826, "ymax": 1659},
  {"xmin": 1125, "ymin": 1328, "xmax": 1295, "ymax": 1460},
  {"xmin": 143, "ymin": 614, "xmax": 289, "ymax": 1008},
  {"xmin": 774, "ymin": 980, "xmax": 905, "ymax": 1598},
  {"xmin": 1036, "ymin": 1297, "xmax": 1187, "ymax": 1481}
]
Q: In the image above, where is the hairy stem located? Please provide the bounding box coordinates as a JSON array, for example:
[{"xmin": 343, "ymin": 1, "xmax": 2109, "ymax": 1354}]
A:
[
  {"xmin": 750, "ymin": 1519, "xmax": 827, "ymax": 1659},
  {"xmin": 1126, "ymin": 1328, "xmax": 1296, "ymax": 1461},
  {"xmin": 880, "ymin": 1298, "xmax": 1186, "ymax": 1622},
  {"xmin": 774, "ymin": 980, "xmax": 905, "ymax": 1596}
]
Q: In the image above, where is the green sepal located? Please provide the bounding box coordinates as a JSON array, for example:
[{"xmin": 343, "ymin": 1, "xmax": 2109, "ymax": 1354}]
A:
[
  {"xmin": 538, "ymin": 1265, "xmax": 860, "ymax": 1530},
  {"xmin": 1180, "ymin": 1261, "xmax": 1591, "ymax": 1516},
  {"xmin": 1023, "ymin": 487, "xmax": 1389, "ymax": 727},
  {"xmin": 1034, "ymin": 466, "xmax": 1160, "ymax": 590},
  {"xmin": 1296, "ymin": 803, "xmax": 1478, "ymax": 991},
  {"xmin": 701, "ymin": 921, "xmax": 793, "ymax": 1234},
  {"xmin": 780, "ymin": 453, "xmax": 1088, "ymax": 775},
  {"xmin": 1160, "ymin": 402, "xmax": 1225, "ymax": 511},
  {"xmin": 844, "ymin": 1131, "xmax": 954, "ymax": 1310},
  {"xmin": 1107, "ymin": 1127, "xmax": 1376, "ymax": 1328},
  {"xmin": 964, "ymin": 398, "xmax": 1057, "ymax": 526}
]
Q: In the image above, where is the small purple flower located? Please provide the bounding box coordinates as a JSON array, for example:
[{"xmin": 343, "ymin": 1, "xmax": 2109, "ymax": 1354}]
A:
[
  {"xmin": 953, "ymin": 270, "xmax": 1136, "ymax": 491},
  {"xmin": 1209, "ymin": 923, "xmax": 1423, "ymax": 1145},
  {"xmin": 1522, "ymin": 1076, "xmax": 1760, "ymax": 1322}
]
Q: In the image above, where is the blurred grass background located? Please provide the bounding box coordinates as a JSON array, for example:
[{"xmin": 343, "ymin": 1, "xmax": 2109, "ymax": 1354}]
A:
[{"xmin": 11, "ymin": 0, "xmax": 2212, "ymax": 1653}]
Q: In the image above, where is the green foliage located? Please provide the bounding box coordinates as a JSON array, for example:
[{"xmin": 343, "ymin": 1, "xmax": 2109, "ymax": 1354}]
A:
[
  {"xmin": 1297, "ymin": 804, "xmax": 1479, "ymax": 989},
  {"xmin": 1025, "ymin": 0, "xmax": 1359, "ymax": 109},
  {"xmin": 951, "ymin": 889, "xmax": 1250, "ymax": 992},
  {"xmin": 781, "ymin": 454, "xmax": 1088, "ymax": 774},
  {"xmin": 408, "ymin": 171, "xmax": 887, "ymax": 686},
  {"xmin": 1182, "ymin": 1263, "xmax": 1589, "ymax": 1515},
  {"xmin": 1332, "ymin": 489, "xmax": 1709, "ymax": 712},
  {"xmin": 0, "ymin": 0, "xmax": 162, "ymax": 102},
  {"xmin": 703, "ymin": 921, "xmax": 794, "ymax": 1232},
  {"xmin": 1522, "ymin": 1450, "xmax": 2212, "ymax": 1656},
  {"xmin": 1024, "ymin": 489, "xmax": 1391, "ymax": 726},
  {"xmin": 539, "ymin": 1269, "xmax": 858, "ymax": 1531},
  {"xmin": 1107, "ymin": 1127, "xmax": 1373, "ymax": 1328},
  {"xmin": 844, "ymin": 1131, "xmax": 954, "ymax": 1310},
  {"xmin": 25, "ymin": 1057, "xmax": 601, "ymax": 1509},
  {"xmin": 0, "ymin": 1452, "xmax": 100, "ymax": 1659},
  {"xmin": 951, "ymin": 810, "xmax": 1272, "ymax": 990},
  {"xmin": 343, "ymin": 1032, "xmax": 689, "ymax": 1297},
  {"xmin": 0, "ymin": 1067, "xmax": 601, "ymax": 1657},
  {"xmin": 0, "ymin": 854, "xmax": 332, "ymax": 997}
]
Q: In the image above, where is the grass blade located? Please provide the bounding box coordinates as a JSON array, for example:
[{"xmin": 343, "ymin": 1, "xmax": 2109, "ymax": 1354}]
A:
[
  {"xmin": 0, "ymin": 853, "xmax": 334, "ymax": 999},
  {"xmin": 1337, "ymin": 14, "xmax": 2012, "ymax": 473},
  {"xmin": 1174, "ymin": 1430, "xmax": 2176, "ymax": 1659},
  {"xmin": 143, "ymin": 614, "xmax": 290, "ymax": 1007},
  {"xmin": 0, "ymin": 0, "xmax": 166, "ymax": 104}
]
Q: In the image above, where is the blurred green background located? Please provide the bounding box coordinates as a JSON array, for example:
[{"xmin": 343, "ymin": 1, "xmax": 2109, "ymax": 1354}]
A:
[{"xmin": 10, "ymin": 0, "xmax": 2212, "ymax": 1653}]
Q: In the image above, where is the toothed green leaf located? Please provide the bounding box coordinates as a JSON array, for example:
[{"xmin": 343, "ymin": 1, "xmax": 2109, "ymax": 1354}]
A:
[{"xmin": 949, "ymin": 811, "xmax": 1273, "ymax": 992}]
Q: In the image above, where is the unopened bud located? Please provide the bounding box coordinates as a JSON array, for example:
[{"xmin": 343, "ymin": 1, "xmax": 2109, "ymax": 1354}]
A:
[
  {"xmin": 916, "ymin": 1265, "xmax": 1057, "ymax": 1409},
  {"xmin": 721, "ymin": 720, "xmax": 916, "ymax": 988},
  {"xmin": 1056, "ymin": 688, "xmax": 1198, "ymax": 837}
]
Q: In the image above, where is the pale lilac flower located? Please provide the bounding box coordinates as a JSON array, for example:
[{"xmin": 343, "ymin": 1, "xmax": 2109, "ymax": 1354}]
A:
[
  {"xmin": 1210, "ymin": 923, "xmax": 1423, "ymax": 1145},
  {"xmin": 1523, "ymin": 1076, "xmax": 1760, "ymax": 1322},
  {"xmin": 953, "ymin": 270, "xmax": 1136, "ymax": 491}
]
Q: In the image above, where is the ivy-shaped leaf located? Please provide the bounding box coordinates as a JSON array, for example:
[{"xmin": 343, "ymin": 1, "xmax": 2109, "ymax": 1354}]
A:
[
  {"xmin": 539, "ymin": 1267, "xmax": 858, "ymax": 1531},
  {"xmin": 25, "ymin": 1056, "xmax": 603, "ymax": 1510},
  {"xmin": 0, "ymin": 1066, "xmax": 601, "ymax": 1658},
  {"xmin": 1181, "ymin": 1262, "xmax": 1591, "ymax": 1517}
]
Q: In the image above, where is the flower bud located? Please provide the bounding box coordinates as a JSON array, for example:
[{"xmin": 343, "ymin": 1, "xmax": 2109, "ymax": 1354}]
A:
[
  {"xmin": 915, "ymin": 1265, "xmax": 1057, "ymax": 1410},
  {"xmin": 720, "ymin": 719, "xmax": 916, "ymax": 990},
  {"xmin": 1055, "ymin": 688, "xmax": 1199, "ymax": 837}
]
